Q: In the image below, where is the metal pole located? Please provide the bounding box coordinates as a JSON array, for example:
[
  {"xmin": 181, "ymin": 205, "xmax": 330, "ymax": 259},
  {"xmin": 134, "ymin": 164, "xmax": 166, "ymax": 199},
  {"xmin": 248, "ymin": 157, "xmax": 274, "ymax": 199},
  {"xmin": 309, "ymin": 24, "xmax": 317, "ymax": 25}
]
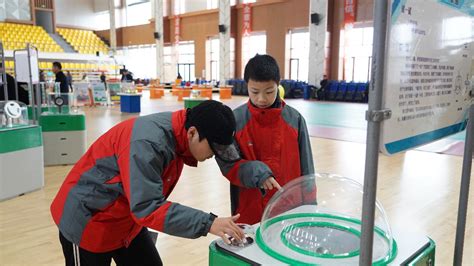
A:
[
  {"xmin": 359, "ymin": 0, "xmax": 390, "ymax": 265},
  {"xmin": 453, "ymin": 99, "xmax": 473, "ymax": 265},
  {"xmin": 1, "ymin": 42, "xmax": 8, "ymax": 101}
]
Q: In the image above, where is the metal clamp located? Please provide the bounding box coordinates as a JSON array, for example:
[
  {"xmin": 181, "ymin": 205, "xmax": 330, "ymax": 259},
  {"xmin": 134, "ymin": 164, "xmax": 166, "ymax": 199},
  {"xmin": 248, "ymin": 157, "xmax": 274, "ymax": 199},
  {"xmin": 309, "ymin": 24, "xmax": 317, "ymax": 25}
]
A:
[{"xmin": 365, "ymin": 109, "xmax": 392, "ymax": 122}]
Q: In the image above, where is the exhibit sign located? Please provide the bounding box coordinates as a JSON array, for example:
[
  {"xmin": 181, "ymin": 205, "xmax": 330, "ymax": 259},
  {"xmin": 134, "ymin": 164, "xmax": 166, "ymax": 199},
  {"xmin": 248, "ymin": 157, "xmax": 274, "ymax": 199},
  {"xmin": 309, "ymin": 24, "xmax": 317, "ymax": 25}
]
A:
[{"xmin": 380, "ymin": 0, "xmax": 474, "ymax": 155}]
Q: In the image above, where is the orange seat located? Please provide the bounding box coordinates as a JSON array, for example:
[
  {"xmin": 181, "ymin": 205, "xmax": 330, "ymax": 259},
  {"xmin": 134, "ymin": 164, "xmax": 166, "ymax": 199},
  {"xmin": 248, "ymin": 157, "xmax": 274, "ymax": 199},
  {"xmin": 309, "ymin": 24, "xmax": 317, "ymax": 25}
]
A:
[
  {"xmin": 219, "ymin": 87, "xmax": 232, "ymax": 99},
  {"xmin": 150, "ymin": 88, "xmax": 165, "ymax": 99},
  {"xmin": 199, "ymin": 88, "xmax": 213, "ymax": 100}
]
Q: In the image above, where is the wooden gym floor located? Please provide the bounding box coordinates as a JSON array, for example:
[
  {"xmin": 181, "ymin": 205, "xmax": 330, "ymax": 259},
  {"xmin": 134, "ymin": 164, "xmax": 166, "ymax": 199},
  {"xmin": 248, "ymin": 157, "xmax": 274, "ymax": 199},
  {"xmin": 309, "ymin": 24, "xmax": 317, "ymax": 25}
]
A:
[{"xmin": 0, "ymin": 93, "xmax": 472, "ymax": 265}]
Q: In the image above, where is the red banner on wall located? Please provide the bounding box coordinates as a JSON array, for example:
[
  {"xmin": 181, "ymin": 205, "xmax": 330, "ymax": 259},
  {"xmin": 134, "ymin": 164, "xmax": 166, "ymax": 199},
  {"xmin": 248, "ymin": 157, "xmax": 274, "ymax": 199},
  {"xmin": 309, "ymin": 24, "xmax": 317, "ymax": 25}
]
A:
[
  {"xmin": 344, "ymin": 0, "xmax": 357, "ymax": 26},
  {"xmin": 242, "ymin": 4, "xmax": 252, "ymax": 36},
  {"xmin": 174, "ymin": 16, "xmax": 180, "ymax": 44}
]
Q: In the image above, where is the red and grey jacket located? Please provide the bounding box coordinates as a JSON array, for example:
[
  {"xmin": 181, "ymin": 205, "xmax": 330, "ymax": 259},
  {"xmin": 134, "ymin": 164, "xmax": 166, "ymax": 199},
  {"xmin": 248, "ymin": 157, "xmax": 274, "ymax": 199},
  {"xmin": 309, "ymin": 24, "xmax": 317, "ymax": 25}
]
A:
[
  {"xmin": 217, "ymin": 100, "xmax": 314, "ymax": 224},
  {"xmin": 51, "ymin": 110, "xmax": 215, "ymax": 253}
]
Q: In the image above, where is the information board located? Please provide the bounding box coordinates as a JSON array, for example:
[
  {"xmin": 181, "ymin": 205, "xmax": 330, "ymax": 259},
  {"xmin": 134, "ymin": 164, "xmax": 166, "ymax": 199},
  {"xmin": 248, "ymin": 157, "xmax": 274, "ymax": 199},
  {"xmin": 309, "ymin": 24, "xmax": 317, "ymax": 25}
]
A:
[{"xmin": 381, "ymin": 0, "xmax": 473, "ymax": 155}]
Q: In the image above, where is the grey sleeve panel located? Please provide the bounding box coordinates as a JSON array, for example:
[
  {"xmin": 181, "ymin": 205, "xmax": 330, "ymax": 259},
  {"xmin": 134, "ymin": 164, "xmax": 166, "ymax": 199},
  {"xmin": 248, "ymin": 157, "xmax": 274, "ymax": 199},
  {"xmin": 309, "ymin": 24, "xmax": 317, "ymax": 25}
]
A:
[
  {"xmin": 216, "ymin": 138, "xmax": 273, "ymax": 188},
  {"xmin": 297, "ymin": 113, "xmax": 315, "ymax": 175},
  {"xmin": 128, "ymin": 112, "xmax": 179, "ymax": 218},
  {"xmin": 238, "ymin": 160, "xmax": 274, "ymax": 187},
  {"xmin": 128, "ymin": 139, "xmax": 174, "ymax": 219},
  {"xmin": 163, "ymin": 203, "xmax": 213, "ymax": 238},
  {"xmin": 215, "ymin": 138, "xmax": 243, "ymax": 175},
  {"xmin": 282, "ymin": 105, "xmax": 315, "ymax": 175},
  {"xmin": 233, "ymin": 104, "xmax": 251, "ymax": 131},
  {"xmin": 131, "ymin": 112, "xmax": 175, "ymax": 144}
]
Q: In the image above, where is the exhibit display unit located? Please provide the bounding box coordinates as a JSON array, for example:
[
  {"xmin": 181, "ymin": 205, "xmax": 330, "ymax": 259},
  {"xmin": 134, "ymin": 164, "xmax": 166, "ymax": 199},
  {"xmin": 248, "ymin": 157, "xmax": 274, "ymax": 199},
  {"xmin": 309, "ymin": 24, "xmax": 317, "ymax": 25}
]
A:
[
  {"xmin": 209, "ymin": 174, "xmax": 435, "ymax": 265},
  {"xmin": 183, "ymin": 90, "xmax": 207, "ymax": 109},
  {"xmin": 0, "ymin": 101, "xmax": 44, "ymax": 201},
  {"xmin": 40, "ymin": 93, "xmax": 86, "ymax": 166},
  {"xmin": 118, "ymin": 82, "xmax": 142, "ymax": 113}
]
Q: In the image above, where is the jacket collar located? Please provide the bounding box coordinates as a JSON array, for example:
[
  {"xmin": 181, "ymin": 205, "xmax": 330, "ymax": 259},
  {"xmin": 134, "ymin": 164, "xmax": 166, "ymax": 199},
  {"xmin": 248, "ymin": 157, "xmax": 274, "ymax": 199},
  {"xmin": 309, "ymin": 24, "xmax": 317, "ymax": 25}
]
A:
[
  {"xmin": 247, "ymin": 98, "xmax": 285, "ymax": 125},
  {"xmin": 171, "ymin": 110, "xmax": 198, "ymax": 167}
]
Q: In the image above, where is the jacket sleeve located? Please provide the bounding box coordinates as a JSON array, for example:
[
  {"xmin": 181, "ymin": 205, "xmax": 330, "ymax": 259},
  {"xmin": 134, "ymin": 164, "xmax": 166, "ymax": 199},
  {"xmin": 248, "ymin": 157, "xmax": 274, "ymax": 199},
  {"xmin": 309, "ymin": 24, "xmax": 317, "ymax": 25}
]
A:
[
  {"xmin": 216, "ymin": 140, "xmax": 273, "ymax": 188},
  {"xmin": 298, "ymin": 114, "xmax": 315, "ymax": 175},
  {"xmin": 118, "ymin": 139, "xmax": 214, "ymax": 239}
]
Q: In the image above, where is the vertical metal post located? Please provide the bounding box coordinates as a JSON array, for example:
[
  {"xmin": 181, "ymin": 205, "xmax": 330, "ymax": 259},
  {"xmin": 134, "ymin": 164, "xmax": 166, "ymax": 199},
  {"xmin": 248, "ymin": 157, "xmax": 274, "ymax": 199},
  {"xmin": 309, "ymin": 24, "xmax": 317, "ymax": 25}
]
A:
[
  {"xmin": 359, "ymin": 0, "xmax": 390, "ymax": 265},
  {"xmin": 453, "ymin": 98, "xmax": 473, "ymax": 265},
  {"xmin": 1, "ymin": 42, "xmax": 8, "ymax": 101}
]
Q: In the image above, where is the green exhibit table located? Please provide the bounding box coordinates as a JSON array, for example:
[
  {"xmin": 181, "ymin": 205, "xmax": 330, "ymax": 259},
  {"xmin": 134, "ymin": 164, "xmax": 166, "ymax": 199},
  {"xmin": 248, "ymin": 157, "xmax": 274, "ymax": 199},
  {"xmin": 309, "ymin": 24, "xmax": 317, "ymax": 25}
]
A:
[
  {"xmin": 39, "ymin": 111, "xmax": 86, "ymax": 166},
  {"xmin": 0, "ymin": 125, "xmax": 44, "ymax": 201}
]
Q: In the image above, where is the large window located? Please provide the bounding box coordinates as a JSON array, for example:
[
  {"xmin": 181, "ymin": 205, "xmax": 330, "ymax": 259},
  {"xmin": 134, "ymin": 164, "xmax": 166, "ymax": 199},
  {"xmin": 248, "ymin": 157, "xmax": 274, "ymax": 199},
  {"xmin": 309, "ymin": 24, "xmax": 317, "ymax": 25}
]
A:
[
  {"xmin": 177, "ymin": 42, "xmax": 195, "ymax": 82},
  {"xmin": 287, "ymin": 29, "xmax": 309, "ymax": 81},
  {"xmin": 206, "ymin": 37, "xmax": 235, "ymax": 81},
  {"xmin": 241, "ymin": 33, "xmax": 266, "ymax": 76},
  {"xmin": 341, "ymin": 26, "xmax": 373, "ymax": 82},
  {"xmin": 119, "ymin": 45, "xmax": 156, "ymax": 79}
]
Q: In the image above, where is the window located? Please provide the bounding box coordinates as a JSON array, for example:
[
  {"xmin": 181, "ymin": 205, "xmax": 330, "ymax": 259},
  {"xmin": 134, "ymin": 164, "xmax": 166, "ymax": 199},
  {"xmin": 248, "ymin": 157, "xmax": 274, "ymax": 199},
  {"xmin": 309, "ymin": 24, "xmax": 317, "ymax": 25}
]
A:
[
  {"xmin": 119, "ymin": 45, "xmax": 156, "ymax": 79},
  {"xmin": 207, "ymin": 0, "xmax": 237, "ymax": 9},
  {"xmin": 287, "ymin": 29, "xmax": 309, "ymax": 81},
  {"xmin": 126, "ymin": 1, "xmax": 152, "ymax": 27},
  {"xmin": 242, "ymin": 33, "xmax": 266, "ymax": 75},
  {"xmin": 177, "ymin": 42, "xmax": 195, "ymax": 82},
  {"xmin": 206, "ymin": 37, "xmax": 236, "ymax": 81},
  {"xmin": 341, "ymin": 26, "xmax": 373, "ymax": 82}
]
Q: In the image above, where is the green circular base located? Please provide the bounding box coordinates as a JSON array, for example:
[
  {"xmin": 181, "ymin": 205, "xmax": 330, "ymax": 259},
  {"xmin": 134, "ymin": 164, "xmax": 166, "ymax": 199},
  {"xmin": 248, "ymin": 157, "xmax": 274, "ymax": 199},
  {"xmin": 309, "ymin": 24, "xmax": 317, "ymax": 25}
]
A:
[{"xmin": 256, "ymin": 213, "xmax": 398, "ymax": 266}]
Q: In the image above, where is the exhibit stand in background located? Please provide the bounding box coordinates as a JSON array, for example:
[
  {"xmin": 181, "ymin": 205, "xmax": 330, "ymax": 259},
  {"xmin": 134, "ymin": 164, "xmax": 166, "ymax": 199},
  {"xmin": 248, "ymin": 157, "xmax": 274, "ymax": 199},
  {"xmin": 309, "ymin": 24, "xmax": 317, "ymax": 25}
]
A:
[{"xmin": 0, "ymin": 43, "xmax": 44, "ymax": 201}]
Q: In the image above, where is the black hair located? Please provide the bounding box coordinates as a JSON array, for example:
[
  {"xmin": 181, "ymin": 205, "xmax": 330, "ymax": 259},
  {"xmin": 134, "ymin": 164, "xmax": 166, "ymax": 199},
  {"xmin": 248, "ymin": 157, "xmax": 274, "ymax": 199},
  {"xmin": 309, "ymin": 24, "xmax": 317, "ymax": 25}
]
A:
[
  {"xmin": 184, "ymin": 100, "xmax": 236, "ymax": 144},
  {"xmin": 185, "ymin": 108, "xmax": 206, "ymax": 141},
  {"xmin": 244, "ymin": 54, "xmax": 280, "ymax": 84},
  {"xmin": 53, "ymin": 62, "xmax": 62, "ymax": 70}
]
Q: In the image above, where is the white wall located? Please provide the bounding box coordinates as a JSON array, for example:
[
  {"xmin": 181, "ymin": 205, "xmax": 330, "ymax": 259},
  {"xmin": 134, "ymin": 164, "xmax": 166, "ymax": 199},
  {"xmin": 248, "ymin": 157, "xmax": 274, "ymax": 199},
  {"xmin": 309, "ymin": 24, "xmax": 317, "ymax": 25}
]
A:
[{"xmin": 55, "ymin": 0, "xmax": 124, "ymax": 30}]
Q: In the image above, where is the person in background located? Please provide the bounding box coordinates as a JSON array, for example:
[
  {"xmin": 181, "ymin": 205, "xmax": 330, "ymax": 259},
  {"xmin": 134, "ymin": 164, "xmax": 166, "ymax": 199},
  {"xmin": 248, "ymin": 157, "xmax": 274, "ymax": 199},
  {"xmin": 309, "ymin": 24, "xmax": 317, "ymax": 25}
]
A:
[
  {"xmin": 0, "ymin": 63, "xmax": 16, "ymax": 101},
  {"xmin": 121, "ymin": 69, "xmax": 133, "ymax": 82},
  {"xmin": 52, "ymin": 62, "xmax": 69, "ymax": 93},
  {"xmin": 39, "ymin": 70, "xmax": 46, "ymax": 82},
  {"xmin": 66, "ymin": 71, "xmax": 73, "ymax": 91},
  {"xmin": 100, "ymin": 72, "xmax": 107, "ymax": 90}
]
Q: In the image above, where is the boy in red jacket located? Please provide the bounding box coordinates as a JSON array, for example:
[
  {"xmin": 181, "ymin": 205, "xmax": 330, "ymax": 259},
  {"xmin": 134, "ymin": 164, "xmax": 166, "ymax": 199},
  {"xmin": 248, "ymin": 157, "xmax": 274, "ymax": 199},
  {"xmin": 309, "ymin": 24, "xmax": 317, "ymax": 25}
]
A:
[
  {"xmin": 51, "ymin": 100, "xmax": 247, "ymax": 266},
  {"xmin": 217, "ymin": 54, "xmax": 315, "ymax": 224}
]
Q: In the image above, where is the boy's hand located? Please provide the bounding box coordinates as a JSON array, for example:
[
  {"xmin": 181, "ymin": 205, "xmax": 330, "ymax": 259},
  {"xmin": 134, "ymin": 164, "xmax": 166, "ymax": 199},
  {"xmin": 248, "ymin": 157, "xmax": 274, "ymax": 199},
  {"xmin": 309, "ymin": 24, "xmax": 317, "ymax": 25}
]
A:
[
  {"xmin": 261, "ymin": 177, "xmax": 282, "ymax": 190},
  {"xmin": 210, "ymin": 214, "xmax": 245, "ymax": 244}
]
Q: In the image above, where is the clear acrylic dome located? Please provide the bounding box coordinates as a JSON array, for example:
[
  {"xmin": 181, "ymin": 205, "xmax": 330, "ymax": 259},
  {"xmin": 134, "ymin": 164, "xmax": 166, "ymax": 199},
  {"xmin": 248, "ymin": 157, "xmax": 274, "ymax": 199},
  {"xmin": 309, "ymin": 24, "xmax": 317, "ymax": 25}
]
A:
[{"xmin": 256, "ymin": 173, "xmax": 397, "ymax": 265}]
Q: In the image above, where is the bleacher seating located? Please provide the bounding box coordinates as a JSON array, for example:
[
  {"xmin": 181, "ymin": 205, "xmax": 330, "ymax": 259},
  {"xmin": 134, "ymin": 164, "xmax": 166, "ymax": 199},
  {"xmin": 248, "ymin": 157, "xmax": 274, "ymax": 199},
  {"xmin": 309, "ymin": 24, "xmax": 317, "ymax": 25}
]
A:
[
  {"xmin": 227, "ymin": 79, "xmax": 248, "ymax": 96},
  {"xmin": 57, "ymin": 28, "xmax": 109, "ymax": 55},
  {"xmin": 318, "ymin": 80, "xmax": 369, "ymax": 103},
  {"xmin": 0, "ymin": 23, "xmax": 63, "ymax": 52},
  {"xmin": 280, "ymin": 80, "xmax": 308, "ymax": 99}
]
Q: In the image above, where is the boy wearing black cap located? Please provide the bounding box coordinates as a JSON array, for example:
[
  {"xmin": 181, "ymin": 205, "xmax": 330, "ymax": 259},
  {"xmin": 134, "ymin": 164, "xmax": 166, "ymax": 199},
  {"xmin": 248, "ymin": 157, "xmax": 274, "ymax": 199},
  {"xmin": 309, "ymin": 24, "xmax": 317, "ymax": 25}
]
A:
[
  {"xmin": 51, "ymin": 100, "xmax": 244, "ymax": 266},
  {"xmin": 217, "ymin": 54, "xmax": 315, "ymax": 225}
]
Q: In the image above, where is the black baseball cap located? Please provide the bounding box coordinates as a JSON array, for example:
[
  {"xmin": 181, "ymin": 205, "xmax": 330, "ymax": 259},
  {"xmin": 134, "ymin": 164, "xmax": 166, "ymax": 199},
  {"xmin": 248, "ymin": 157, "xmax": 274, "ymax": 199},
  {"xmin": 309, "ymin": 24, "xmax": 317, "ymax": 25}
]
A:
[{"xmin": 185, "ymin": 100, "xmax": 241, "ymax": 163}]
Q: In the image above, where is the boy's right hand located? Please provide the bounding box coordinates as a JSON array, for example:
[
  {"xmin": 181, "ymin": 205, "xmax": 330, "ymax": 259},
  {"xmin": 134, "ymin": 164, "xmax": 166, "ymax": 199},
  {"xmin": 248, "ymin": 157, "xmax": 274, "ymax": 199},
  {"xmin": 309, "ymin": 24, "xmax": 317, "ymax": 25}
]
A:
[
  {"xmin": 210, "ymin": 214, "xmax": 245, "ymax": 244},
  {"xmin": 261, "ymin": 177, "xmax": 282, "ymax": 190}
]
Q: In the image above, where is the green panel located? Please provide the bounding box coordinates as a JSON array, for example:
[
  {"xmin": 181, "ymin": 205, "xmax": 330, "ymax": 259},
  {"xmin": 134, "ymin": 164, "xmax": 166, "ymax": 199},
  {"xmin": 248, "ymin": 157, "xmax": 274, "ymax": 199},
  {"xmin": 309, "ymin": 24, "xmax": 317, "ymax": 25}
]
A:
[
  {"xmin": 27, "ymin": 106, "xmax": 49, "ymax": 119},
  {"xmin": 209, "ymin": 242, "xmax": 251, "ymax": 266},
  {"xmin": 407, "ymin": 239, "xmax": 436, "ymax": 266},
  {"xmin": 0, "ymin": 125, "xmax": 43, "ymax": 153},
  {"xmin": 184, "ymin": 98, "xmax": 206, "ymax": 109},
  {"xmin": 39, "ymin": 114, "xmax": 86, "ymax": 132}
]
